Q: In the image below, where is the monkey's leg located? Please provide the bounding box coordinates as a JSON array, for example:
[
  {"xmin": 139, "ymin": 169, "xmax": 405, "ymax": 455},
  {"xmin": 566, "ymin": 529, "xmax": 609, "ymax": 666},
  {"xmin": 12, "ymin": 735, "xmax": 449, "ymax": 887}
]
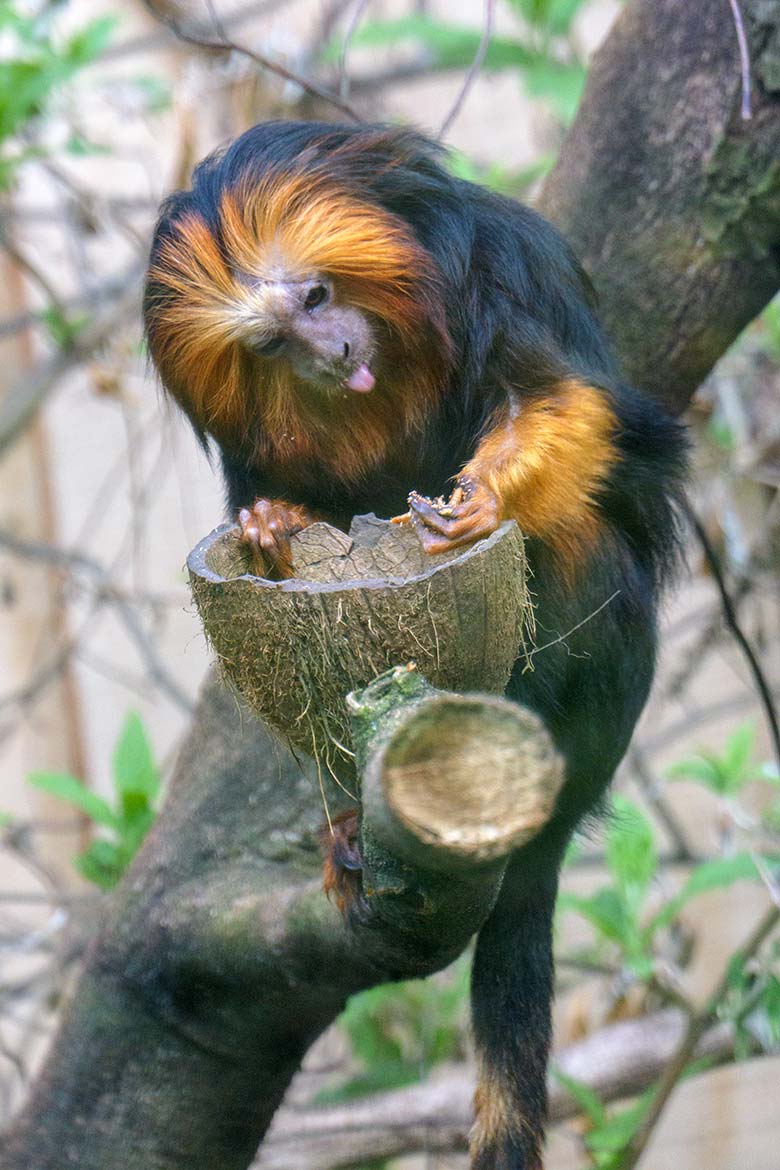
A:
[{"xmin": 470, "ymin": 828, "xmax": 569, "ymax": 1170}]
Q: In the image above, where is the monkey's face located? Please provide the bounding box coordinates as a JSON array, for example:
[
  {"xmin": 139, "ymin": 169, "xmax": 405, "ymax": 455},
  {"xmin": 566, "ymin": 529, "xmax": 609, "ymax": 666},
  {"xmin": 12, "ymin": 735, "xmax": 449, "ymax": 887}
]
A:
[
  {"xmin": 145, "ymin": 172, "xmax": 451, "ymax": 458},
  {"xmin": 234, "ymin": 273, "xmax": 377, "ymax": 395}
]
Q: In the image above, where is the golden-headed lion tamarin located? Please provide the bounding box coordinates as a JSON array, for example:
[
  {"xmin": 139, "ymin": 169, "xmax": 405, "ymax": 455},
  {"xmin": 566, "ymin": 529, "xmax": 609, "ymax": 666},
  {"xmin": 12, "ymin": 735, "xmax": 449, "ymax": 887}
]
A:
[{"xmin": 144, "ymin": 121, "xmax": 686, "ymax": 1170}]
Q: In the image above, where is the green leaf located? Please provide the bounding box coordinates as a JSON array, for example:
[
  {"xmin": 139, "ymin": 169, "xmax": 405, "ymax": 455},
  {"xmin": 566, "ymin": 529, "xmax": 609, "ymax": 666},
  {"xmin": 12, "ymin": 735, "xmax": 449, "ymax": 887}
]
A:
[
  {"xmin": 724, "ymin": 723, "xmax": 755, "ymax": 780},
  {"xmin": 646, "ymin": 853, "xmax": 762, "ymax": 937},
  {"xmin": 76, "ymin": 839, "xmax": 123, "ymax": 890},
  {"xmin": 667, "ymin": 755, "xmax": 723, "ymax": 789},
  {"xmin": 551, "ymin": 1067, "xmax": 606, "ymax": 1126},
  {"xmin": 349, "ymin": 17, "xmax": 534, "ymax": 72},
  {"xmin": 40, "ymin": 306, "xmax": 89, "ymax": 348},
  {"xmin": 585, "ymin": 1089, "xmax": 654, "ymax": 1158},
  {"xmin": 668, "ymin": 725, "xmax": 760, "ymax": 796},
  {"xmin": 762, "ymin": 975, "xmax": 780, "ymax": 1043},
  {"xmin": 606, "ymin": 796, "xmax": 656, "ymax": 915},
  {"xmin": 113, "ymin": 712, "xmax": 159, "ymax": 803},
  {"xmin": 447, "ymin": 150, "xmax": 553, "ymax": 196},
  {"xmin": 558, "ymin": 887, "xmax": 631, "ymax": 946},
  {"xmin": 522, "ymin": 56, "xmax": 587, "ymax": 123},
  {"xmin": 64, "ymin": 16, "xmax": 116, "ymax": 67},
  {"xmin": 28, "ymin": 771, "xmax": 118, "ymax": 829},
  {"xmin": 506, "ymin": 0, "xmax": 589, "ymax": 35},
  {"xmin": 64, "ymin": 133, "xmax": 110, "ymax": 157}
]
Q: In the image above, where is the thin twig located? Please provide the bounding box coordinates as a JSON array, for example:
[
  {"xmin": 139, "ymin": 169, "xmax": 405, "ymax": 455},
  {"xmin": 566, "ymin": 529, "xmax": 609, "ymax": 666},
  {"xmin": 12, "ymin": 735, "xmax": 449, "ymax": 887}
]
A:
[
  {"xmin": 664, "ymin": 575, "xmax": 753, "ymax": 699},
  {"xmin": 143, "ymin": 0, "xmax": 362, "ymax": 122},
  {"xmin": 628, "ymin": 746, "xmax": 697, "ymax": 863},
  {"xmin": 641, "ymin": 689, "xmax": 779, "ymax": 757},
  {"xmin": 103, "ymin": 0, "xmax": 295, "ymax": 62},
  {"xmin": 686, "ymin": 504, "xmax": 780, "ymax": 776},
  {"xmin": 0, "ymin": 232, "xmax": 68, "ymax": 323},
  {"xmin": 0, "ymin": 264, "xmax": 143, "ymax": 457},
  {"xmin": 727, "ymin": 0, "xmax": 752, "ymax": 120},
  {"xmin": 614, "ymin": 900, "xmax": 779, "ymax": 1170},
  {"xmin": 438, "ymin": 0, "xmax": 495, "ymax": 138}
]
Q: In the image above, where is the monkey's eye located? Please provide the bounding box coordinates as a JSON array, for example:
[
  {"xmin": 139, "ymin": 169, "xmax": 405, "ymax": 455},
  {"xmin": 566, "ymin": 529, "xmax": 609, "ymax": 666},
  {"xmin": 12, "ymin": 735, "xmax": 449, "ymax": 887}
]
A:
[
  {"xmin": 304, "ymin": 284, "xmax": 328, "ymax": 310},
  {"xmin": 256, "ymin": 335, "xmax": 285, "ymax": 357}
]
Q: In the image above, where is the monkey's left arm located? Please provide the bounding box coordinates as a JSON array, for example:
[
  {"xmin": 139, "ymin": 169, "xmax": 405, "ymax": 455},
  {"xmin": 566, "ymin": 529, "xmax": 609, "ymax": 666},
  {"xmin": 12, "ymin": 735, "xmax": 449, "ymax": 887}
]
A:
[{"xmin": 408, "ymin": 378, "xmax": 618, "ymax": 570}]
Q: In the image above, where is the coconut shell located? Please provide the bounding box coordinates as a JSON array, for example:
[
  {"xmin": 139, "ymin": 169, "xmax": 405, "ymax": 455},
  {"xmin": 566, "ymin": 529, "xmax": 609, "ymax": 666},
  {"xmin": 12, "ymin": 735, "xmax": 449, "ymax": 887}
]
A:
[{"xmin": 187, "ymin": 515, "xmax": 532, "ymax": 783}]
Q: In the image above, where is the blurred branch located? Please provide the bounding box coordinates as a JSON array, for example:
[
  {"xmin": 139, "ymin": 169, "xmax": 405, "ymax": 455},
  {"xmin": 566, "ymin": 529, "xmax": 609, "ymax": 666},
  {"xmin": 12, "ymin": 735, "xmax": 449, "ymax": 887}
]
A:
[
  {"xmin": 142, "ymin": 0, "xmax": 362, "ymax": 121},
  {"xmin": 438, "ymin": 0, "xmax": 495, "ymax": 138},
  {"xmin": 627, "ymin": 746, "xmax": 698, "ymax": 863},
  {"xmin": 0, "ymin": 270, "xmax": 140, "ymax": 342},
  {"xmin": 0, "ymin": 531, "xmax": 194, "ymax": 715},
  {"xmin": 337, "ymin": 0, "xmax": 371, "ymax": 101},
  {"xmin": 642, "ymin": 688, "xmax": 780, "ymax": 756},
  {"xmin": 102, "ymin": 0, "xmax": 297, "ymax": 62},
  {"xmin": 0, "ymin": 263, "xmax": 143, "ymax": 458},
  {"xmin": 664, "ymin": 575, "xmax": 754, "ymax": 700},
  {"xmin": 0, "ymin": 231, "xmax": 68, "ymax": 324},
  {"xmin": 311, "ymin": 0, "xmax": 355, "ymax": 59},
  {"xmin": 255, "ymin": 1010, "xmax": 744, "ymax": 1170},
  {"xmin": 615, "ymin": 901, "xmax": 780, "ymax": 1169},
  {"xmin": 686, "ymin": 504, "xmax": 780, "ymax": 774}
]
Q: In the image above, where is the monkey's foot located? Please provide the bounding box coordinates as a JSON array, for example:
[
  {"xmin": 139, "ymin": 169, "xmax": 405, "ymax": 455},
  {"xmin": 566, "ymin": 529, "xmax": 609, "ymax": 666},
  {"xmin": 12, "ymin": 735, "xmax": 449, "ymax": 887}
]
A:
[
  {"xmin": 238, "ymin": 498, "xmax": 315, "ymax": 579},
  {"xmin": 321, "ymin": 809, "xmax": 366, "ymax": 919},
  {"xmin": 406, "ymin": 477, "xmax": 500, "ymax": 554}
]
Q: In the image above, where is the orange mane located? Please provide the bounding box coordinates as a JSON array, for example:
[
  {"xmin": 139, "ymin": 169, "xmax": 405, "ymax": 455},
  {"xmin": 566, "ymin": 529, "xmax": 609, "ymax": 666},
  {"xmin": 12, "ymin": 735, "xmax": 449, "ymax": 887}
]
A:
[{"xmin": 146, "ymin": 170, "xmax": 452, "ymax": 482}]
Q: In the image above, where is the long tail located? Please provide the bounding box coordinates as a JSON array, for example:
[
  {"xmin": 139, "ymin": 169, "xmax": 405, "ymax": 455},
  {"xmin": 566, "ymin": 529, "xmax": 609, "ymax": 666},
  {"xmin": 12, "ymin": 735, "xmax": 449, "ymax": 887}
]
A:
[{"xmin": 469, "ymin": 828, "xmax": 567, "ymax": 1170}]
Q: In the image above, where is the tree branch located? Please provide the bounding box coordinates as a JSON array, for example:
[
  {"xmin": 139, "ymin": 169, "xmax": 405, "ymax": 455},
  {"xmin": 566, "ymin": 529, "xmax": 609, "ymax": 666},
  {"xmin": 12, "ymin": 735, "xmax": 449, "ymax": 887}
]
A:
[
  {"xmin": 142, "ymin": 0, "xmax": 362, "ymax": 123},
  {"xmin": 256, "ymin": 1010, "xmax": 743, "ymax": 1170},
  {"xmin": 0, "ymin": 661, "xmax": 561, "ymax": 1170},
  {"xmin": 0, "ymin": 263, "xmax": 143, "ymax": 457}
]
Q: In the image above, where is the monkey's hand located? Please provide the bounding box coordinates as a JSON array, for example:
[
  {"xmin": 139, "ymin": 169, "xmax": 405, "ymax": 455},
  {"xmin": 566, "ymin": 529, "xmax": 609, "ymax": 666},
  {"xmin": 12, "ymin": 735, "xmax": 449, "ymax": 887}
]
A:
[
  {"xmin": 403, "ymin": 476, "xmax": 501, "ymax": 555},
  {"xmin": 238, "ymin": 499, "xmax": 316, "ymax": 579}
]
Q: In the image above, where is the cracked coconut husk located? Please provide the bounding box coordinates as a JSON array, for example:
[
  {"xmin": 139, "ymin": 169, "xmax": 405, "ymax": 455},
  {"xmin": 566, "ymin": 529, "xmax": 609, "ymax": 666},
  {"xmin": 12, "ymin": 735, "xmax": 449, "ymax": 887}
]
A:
[{"xmin": 187, "ymin": 514, "xmax": 533, "ymax": 786}]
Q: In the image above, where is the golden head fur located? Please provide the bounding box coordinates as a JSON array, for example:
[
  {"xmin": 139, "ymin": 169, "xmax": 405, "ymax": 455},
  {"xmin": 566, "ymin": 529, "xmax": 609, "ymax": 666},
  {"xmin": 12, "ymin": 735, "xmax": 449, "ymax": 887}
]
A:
[{"xmin": 146, "ymin": 169, "xmax": 452, "ymax": 482}]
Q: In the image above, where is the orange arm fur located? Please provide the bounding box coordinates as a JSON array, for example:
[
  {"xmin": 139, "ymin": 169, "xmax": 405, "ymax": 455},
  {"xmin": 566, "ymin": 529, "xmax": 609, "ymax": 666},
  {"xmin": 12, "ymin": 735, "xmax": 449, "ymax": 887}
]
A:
[{"xmin": 462, "ymin": 380, "xmax": 619, "ymax": 563}]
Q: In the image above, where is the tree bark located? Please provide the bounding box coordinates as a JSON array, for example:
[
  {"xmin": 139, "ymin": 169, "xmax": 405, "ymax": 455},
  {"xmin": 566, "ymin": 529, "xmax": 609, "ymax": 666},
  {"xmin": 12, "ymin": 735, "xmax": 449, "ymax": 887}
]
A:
[
  {"xmin": 0, "ymin": 668, "xmax": 560, "ymax": 1170},
  {"xmin": 539, "ymin": 0, "xmax": 780, "ymax": 413},
  {"xmin": 3, "ymin": 2, "xmax": 780, "ymax": 1167}
]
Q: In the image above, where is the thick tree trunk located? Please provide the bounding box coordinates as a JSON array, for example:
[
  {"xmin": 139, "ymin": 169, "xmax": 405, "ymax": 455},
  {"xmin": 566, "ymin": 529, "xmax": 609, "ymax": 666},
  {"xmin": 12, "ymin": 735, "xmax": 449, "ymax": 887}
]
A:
[
  {"xmin": 3, "ymin": 2, "xmax": 780, "ymax": 1168},
  {"xmin": 539, "ymin": 0, "xmax": 780, "ymax": 413}
]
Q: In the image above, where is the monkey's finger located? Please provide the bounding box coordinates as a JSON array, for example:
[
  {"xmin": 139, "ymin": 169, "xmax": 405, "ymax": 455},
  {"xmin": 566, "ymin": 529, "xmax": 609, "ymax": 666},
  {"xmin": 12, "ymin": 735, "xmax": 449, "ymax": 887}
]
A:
[
  {"xmin": 257, "ymin": 528, "xmax": 295, "ymax": 579},
  {"xmin": 239, "ymin": 509, "xmax": 271, "ymax": 569},
  {"xmin": 414, "ymin": 516, "xmax": 499, "ymax": 555},
  {"xmin": 390, "ymin": 511, "xmax": 411, "ymax": 525},
  {"xmin": 408, "ymin": 496, "xmax": 485, "ymax": 536}
]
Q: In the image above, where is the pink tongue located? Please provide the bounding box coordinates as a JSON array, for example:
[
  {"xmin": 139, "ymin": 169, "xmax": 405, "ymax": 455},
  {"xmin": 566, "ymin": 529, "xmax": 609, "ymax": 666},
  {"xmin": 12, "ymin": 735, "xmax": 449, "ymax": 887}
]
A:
[{"xmin": 346, "ymin": 363, "xmax": 375, "ymax": 393}]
